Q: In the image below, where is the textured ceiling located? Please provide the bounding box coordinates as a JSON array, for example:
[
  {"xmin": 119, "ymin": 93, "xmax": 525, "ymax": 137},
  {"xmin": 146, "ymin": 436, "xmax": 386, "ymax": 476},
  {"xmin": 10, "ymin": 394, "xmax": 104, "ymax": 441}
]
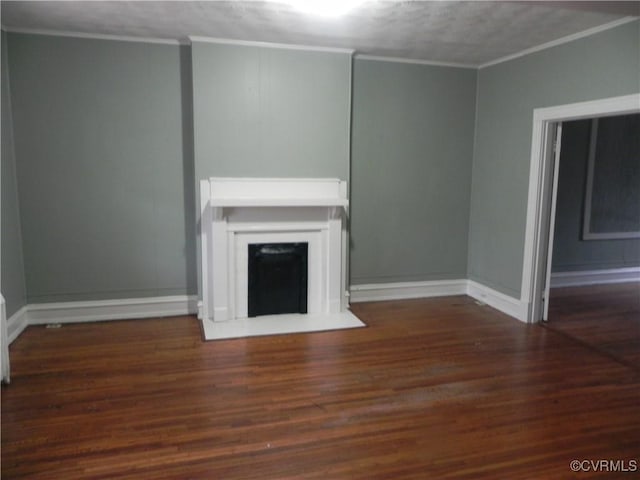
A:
[{"xmin": 1, "ymin": 1, "xmax": 638, "ymax": 66}]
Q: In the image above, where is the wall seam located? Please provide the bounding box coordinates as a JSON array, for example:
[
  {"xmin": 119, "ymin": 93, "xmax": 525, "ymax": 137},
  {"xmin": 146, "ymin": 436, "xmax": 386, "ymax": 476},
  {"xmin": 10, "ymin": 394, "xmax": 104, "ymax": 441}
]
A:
[
  {"xmin": 3, "ymin": 31, "xmax": 28, "ymax": 308},
  {"xmin": 465, "ymin": 67, "xmax": 481, "ymax": 282},
  {"xmin": 346, "ymin": 51, "xmax": 354, "ymax": 294}
]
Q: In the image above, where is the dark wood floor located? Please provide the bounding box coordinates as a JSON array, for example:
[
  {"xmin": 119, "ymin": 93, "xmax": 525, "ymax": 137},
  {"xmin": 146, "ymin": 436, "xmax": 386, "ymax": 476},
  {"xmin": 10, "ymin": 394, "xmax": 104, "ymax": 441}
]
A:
[
  {"xmin": 547, "ymin": 282, "xmax": 640, "ymax": 370},
  {"xmin": 2, "ymin": 295, "xmax": 639, "ymax": 479}
]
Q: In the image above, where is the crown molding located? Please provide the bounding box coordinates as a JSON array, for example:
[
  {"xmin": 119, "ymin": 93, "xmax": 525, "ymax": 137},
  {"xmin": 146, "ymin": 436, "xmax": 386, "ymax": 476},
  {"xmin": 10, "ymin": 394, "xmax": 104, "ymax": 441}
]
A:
[
  {"xmin": 3, "ymin": 16, "xmax": 636, "ymax": 69},
  {"xmin": 354, "ymin": 54, "xmax": 476, "ymax": 69},
  {"xmin": 1, "ymin": 26, "xmax": 186, "ymax": 45},
  {"xmin": 187, "ymin": 35, "xmax": 354, "ymax": 54},
  {"xmin": 479, "ymin": 17, "xmax": 637, "ymax": 69}
]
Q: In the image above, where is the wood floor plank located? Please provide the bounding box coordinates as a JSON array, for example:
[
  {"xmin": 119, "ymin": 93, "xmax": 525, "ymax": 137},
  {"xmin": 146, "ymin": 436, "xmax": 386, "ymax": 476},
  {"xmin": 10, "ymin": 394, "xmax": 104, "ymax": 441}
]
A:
[
  {"xmin": 547, "ymin": 282, "xmax": 640, "ymax": 369},
  {"xmin": 2, "ymin": 294, "xmax": 639, "ymax": 479}
]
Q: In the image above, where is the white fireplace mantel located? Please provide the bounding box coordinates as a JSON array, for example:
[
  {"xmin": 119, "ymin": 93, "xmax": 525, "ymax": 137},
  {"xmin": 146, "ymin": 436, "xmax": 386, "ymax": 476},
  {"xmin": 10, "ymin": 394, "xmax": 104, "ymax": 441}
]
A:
[
  {"xmin": 207, "ymin": 177, "xmax": 349, "ymax": 208},
  {"xmin": 199, "ymin": 178, "xmax": 353, "ymax": 336}
]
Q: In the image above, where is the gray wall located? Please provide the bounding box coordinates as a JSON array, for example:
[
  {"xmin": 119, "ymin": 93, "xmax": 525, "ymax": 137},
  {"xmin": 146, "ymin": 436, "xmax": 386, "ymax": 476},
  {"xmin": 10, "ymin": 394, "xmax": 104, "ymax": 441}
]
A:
[
  {"xmin": 7, "ymin": 33, "xmax": 196, "ymax": 303},
  {"xmin": 350, "ymin": 59, "xmax": 477, "ymax": 284},
  {"xmin": 1, "ymin": 31, "xmax": 27, "ymax": 317},
  {"xmin": 6, "ymin": 21, "xmax": 639, "ymax": 307},
  {"xmin": 468, "ymin": 20, "xmax": 640, "ymax": 298},
  {"xmin": 191, "ymin": 41, "xmax": 352, "ymax": 297},
  {"xmin": 192, "ymin": 41, "xmax": 351, "ymax": 181},
  {"xmin": 552, "ymin": 119, "xmax": 640, "ymax": 272}
]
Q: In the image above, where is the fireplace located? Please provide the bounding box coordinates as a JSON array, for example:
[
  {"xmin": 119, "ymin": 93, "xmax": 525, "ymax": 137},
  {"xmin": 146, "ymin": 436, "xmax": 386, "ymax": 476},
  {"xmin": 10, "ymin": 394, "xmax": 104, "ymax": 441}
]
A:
[
  {"xmin": 198, "ymin": 177, "xmax": 364, "ymax": 339},
  {"xmin": 248, "ymin": 242, "xmax": 308, "ymax": 317}
]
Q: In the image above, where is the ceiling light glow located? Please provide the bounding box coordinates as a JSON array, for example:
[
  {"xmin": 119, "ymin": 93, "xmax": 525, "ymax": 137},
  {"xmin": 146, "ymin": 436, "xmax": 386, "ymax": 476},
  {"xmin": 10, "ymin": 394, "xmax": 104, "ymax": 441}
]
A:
[{"xmin": 285, "ymin": 0, "xmax": 367, "ymax": 17}]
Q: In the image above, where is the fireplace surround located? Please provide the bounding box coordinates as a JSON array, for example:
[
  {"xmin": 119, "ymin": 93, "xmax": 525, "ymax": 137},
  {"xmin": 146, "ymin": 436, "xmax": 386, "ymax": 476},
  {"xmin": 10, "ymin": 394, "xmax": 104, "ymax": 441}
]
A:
[{"xmin": 198, "ymin": 177, "xmax": 364, "ymax": 339}]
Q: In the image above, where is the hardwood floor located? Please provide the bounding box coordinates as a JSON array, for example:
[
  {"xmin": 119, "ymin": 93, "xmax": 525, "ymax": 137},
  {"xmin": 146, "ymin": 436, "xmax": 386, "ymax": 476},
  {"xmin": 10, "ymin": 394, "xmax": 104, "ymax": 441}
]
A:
[
  {"xmin": 3, "ymin": 295, "xmax": 639, "ymax": 479},
  {"xmin": 546, "ymin": 282, "xmax": 640, "ymax": 369}
]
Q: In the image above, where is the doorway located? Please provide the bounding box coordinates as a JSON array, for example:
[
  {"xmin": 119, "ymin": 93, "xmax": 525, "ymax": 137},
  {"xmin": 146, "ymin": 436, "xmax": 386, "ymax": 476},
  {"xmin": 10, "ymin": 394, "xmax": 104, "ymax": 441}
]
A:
[
  {"xmin": 520, "ymin": 94, "xmax": 640, "ymax": 325},
  {"xmin": 543, "ymin": 115, "xmax": 640, "ymax": 368}
]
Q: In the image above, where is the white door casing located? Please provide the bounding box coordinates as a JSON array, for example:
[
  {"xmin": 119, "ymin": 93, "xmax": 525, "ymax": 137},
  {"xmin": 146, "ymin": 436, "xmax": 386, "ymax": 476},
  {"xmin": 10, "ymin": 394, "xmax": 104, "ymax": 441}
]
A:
[{"xmin": 542, "ymin": 123, "xmax": 562, "ymax": 321}]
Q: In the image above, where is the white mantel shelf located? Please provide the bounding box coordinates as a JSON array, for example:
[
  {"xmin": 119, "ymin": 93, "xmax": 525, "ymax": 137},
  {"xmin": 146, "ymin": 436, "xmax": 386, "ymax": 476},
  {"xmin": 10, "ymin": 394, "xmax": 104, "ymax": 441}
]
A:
[
  {"xmin": 207, "ymin": 177, "xmax": 348, "ymax": 209},
  {"xmin": 210, "ymin": 198, "xmax": 349, "ymax": 207}
]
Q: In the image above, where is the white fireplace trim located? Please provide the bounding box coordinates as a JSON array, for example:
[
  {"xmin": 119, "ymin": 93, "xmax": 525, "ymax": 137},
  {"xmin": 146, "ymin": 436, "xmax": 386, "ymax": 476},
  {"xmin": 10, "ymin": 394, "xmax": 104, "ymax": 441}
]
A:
[
  {"xmin": 199, "ymin": 177, "xmax": 349, "ymax": 325},
  {"xmin": 208, "ymin": 177, "xmax": 349, "ymax": 208}
]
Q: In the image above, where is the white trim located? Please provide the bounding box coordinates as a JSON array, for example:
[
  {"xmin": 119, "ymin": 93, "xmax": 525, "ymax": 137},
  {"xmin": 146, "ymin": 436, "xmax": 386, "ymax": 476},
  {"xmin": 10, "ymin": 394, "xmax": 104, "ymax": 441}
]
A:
[
  {"xmin": 354, "ymin": 54, "xmax": 475, "ymax": 69},
  {"xmin": 7, "ymin": 305, "xmax": 29, "ymax": 344},
  {"xmin": 26, "ymin": 295, "xmax": 198, "ymax": 326},
  {"xmin": 521, "ymin": 94, "xmax": 640, "ymax": 323},
  {"xmin": 479, "ymin": 17, "xmax": 637, "ymax": 69},
  {"xmin": 199, "ymin": 179, "xmax": 212, "ymax": 322},
  {"xmin": 227, "ymin": 222, "xmax": 329, "ymax": 233},
  {"xmin": 207, "ymin": 177, "xmax": 349, "ymax": 207},
  {"xmin": 188, "ymin": 35, "xmax": 354, "ymax": 54},
  {"xmin": 5, "ymin": 278, "xmax": 538, "ymax": 344},
  {"xmin": 1, "ymin": 295, "xmax": 10, "ymax": 383},
  {"xmin": 6, "ymin": 296, "xmax": 198, "ymax": 344},
  {"xmin": 531, "ymin": 95, "xmax": 640, "ymax": 124},
  {"xmin": 3, "ymin": 16, "xmax": 634, "ymax": 67},
  {"xmin": 466, "ymin": 281, "xmax": 528, "ymax": 323},
  {"xmin": 200, "ymin": 178, "xmax": 348, "ymax": 324},
  {"xmin": 551, "ymin": 267, "xmax": 640, "ymax": 288},
  {"xmin": 350, "ymin": 279, "xmax": 528, "ymax": 323},
  {"xmin": 542, "ymin": 124, "xmax": 563, "ymax": 321},
  {"xmin": 2, "ymin": 26, "xmax": 185, "ymax": 45},
  {"xmin": 350, "ymin": 279, "xmax": 467, "ymax": 303}
]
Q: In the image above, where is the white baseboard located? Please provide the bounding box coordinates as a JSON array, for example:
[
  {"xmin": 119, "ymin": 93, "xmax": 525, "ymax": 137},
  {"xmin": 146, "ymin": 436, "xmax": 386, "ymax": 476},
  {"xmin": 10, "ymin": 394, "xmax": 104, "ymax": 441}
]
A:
[
  {"xmin": 466, "ymin": 281, "xmax": 528, "ymax": 323},
  {"xmin": 7, "ymin": 295, "xmax": 197, "ymax": 344},
  {"xmin": 551, "ymin": 267, "xmax": 640, "ymax": 288},
  {"xmin": 350, "ymin": 279, "xmax": 467, "ymax": 303},
  {"xmin": 1, "ymin": 295, "xmax": 10, "ymax": 383},
  {"xmin": 7, "ymin": 305, "xmax": 29, "ymax": 344},
  {"xmin": 27, "ymin": 295, "xmax": 198, "ymax": 325},
  {"xmin": 8, "ymin": 278, "xmax": 533, "ymax": 344},
  {"xmin": 350, "ymin": 279, "xmax": 528, "ymax": 322}
]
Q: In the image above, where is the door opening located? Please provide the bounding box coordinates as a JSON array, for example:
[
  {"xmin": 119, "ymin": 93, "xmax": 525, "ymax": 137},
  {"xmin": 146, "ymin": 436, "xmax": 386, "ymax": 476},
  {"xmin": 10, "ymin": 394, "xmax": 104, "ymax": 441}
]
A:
[{"xmin": 521, "ymin": 94, "xmax": 639, "ymax": 323}]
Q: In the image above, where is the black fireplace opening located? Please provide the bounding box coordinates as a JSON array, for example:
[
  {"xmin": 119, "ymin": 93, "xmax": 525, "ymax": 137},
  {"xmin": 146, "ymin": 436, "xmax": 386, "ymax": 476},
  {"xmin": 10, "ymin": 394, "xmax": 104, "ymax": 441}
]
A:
[{"xmin": 248, "ymin": 243, "xmax": 308, "ymax": 317}]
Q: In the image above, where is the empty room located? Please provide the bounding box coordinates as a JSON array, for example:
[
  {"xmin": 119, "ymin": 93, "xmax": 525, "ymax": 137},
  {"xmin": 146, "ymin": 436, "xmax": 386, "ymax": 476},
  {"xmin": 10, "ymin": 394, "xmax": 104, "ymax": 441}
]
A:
[{"xmin": 1, "ymin": 1, "xmax": 639, "ymax": 478}]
